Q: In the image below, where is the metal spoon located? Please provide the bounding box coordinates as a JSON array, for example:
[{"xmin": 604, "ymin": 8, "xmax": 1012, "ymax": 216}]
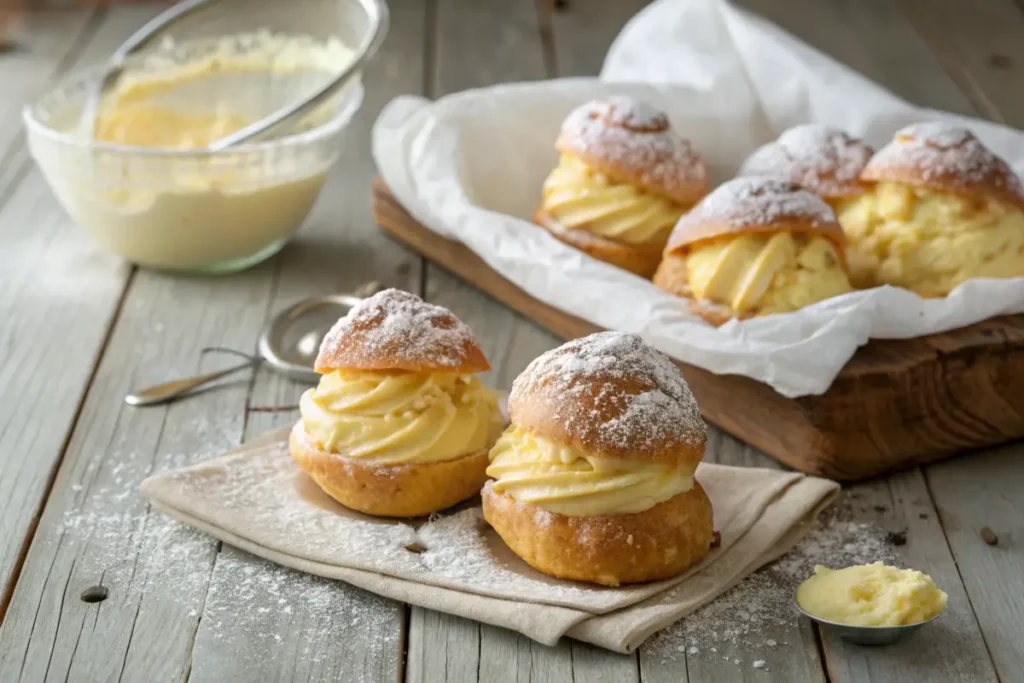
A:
[{"xmin": 124, "ymin": 281, "xmax": 382, "ymax": 406}]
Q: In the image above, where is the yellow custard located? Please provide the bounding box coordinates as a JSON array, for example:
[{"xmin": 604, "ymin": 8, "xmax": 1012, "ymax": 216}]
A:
[
  {"xmin": 300, "ymin": 369, "xmax": 502, "ymax": 466},
  {"xmin": 486, "ymin": 426, "xmax": 693, "ymax": 516},
  {"xmin": 540, "ymin": 154, "xmax": 686, "ymax": 245},
  {"xmin": 797, "ymin": 563, "xmax": 948, "ymax": 627},
  {"xmin": 838, "ymin": 182, "xmax": 1024, "ymax": 296},
  {"xmin": 684, "ymin": 232, "xmax": 852, "ymax": 316}
]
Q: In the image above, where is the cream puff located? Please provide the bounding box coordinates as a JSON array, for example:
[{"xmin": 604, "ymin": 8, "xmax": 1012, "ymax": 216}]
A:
[
  {"xmin": 290, "ymin": 289, "xmax": 503, "ymax": 517},
  {"xmin": 482, "ymin": 331, "xmax": 713, "ymax": 586},
  {"xmin": 653, "ymin": 177, "xmax": 854, "ymax": 324},
  {"xmin": 739, "ymin": 124, "xmax": 874, "ymax": 219},
  {"xmin": 535, "ymin": 96, "xmax": 708, "ymax": 277},
  {"xmin": 839, "ymin": 122, "xmax": 1024, "ymax": 296}
]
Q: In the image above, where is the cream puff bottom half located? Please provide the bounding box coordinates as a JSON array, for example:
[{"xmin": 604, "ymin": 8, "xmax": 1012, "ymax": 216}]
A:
[
  {"xmin": 290, "ymin": 423, "xmax": 489, "ymax": 518},
  {"xmin": 482, "ymin": 480, "xmax": 714, "ymax": 586}
]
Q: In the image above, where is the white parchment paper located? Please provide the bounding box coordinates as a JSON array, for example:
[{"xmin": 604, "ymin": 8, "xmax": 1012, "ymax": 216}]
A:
[{"xmin": 371, "ymin": 0, "xmax": 1024, "ymax": 397}]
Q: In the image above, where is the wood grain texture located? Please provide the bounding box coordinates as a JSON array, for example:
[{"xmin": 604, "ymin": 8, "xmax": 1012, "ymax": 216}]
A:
[
  {"xmin": 184, "ymin": 0, "xmax": 429, "ymax": 680},
  {"xmin": 476, "ymin": 625, "xmax": 574, "ymax": 683},
  {"xmin": 372, "ymin": 179, "xmax": 1024, "ymax": 481},
  {"xmin": 898, "ymin": 0, "xmax": 1024, "ymax": 125},
  {"xmin": 0, "ymin": 4, "xmax": 158, "ymax": 622}
]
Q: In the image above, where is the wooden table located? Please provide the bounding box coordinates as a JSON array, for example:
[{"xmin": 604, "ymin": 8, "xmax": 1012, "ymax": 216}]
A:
[{"xmin": 0, "ymin": 1, "xmax": 1021, "ymax": 681}]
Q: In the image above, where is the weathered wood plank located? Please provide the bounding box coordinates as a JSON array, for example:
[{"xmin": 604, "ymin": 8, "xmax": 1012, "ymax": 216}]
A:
[
  {"xmin": 184, "ymin": 0, "xmax": 427, "ymax": 680},
  {"xmin": 0, "ymin": 4, "xmax": 160, "ymax": 622},
  {"xmin": 925, "ymin": 448, "xmax": 1024, "ymax": 682},
  {"xmin": 477, "ymin": 625, "xmax": 573, "ymax": 683},
  {"xmin": 549, "ymin": 0, "xmax": 650, "ymax": 77},
  {"xmin": 406, "ymin": 610, "xmax": 480, "ymax": 683},
  {"xmin": 0, "ymin": 258, "xmax": 274, "ymax": 682},
  {"xmin": 899, "ymin": 0, "xmax": 1024, "ymax": 126},
  {"xmin": 0, "ymin": 10, "xmax": 93, "ymax": 165}
]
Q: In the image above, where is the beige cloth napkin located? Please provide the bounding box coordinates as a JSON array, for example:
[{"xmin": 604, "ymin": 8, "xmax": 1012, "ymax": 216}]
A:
[{"xmin": 141, "ymin": 427, "xmax": 838, "ymax": 653}]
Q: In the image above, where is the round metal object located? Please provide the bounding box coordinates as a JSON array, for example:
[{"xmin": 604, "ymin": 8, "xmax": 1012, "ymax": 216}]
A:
[{"xmin": 794, "ymin": 590, "xmax": 946, "ymax": 646}]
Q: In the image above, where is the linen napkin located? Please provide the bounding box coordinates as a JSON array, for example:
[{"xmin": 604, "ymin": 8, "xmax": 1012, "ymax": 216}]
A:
[{"xmin": 141, "ymin": 428, "xmax": 838, "ymax": 652}]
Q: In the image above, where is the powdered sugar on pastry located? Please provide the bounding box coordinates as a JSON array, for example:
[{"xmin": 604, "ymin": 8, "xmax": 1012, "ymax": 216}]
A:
[
  {"xmin": 556, "ymin": 96, "xmax": 707, "ymax": 204},
  {"xmin": 314, "ymin": 288, "xmax": 487, "ymax": 372},
  {"xmin": 739, "ymin": 124, "xmax": 873, "ymax": 198},
  {"xmin": 677, "ymin": 177, "xmax": 836, "ymax": 231},
  {"xmin": 863, "ymin": 122, "xmax": 1024, "ymax": 206},
  {"xmin": 509, "ymin": 331, "xmax": 706, "ymax": 453}
]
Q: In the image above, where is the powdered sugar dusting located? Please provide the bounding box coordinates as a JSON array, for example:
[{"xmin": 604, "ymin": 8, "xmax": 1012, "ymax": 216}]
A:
[
  {"xmin": 510, "ymin": 332, "xmax": 706, "ymax": 453},
  {"xmin": 644, "ymin": 496, "xmax": 899, "ymax": 666},
  {"xmin": 739, "ymin": 124, "xmax": 873, "ymax": 197},
  {"xmin": 676, "ymin": 177, "xmax": 835, "ymax": 233},
  {"xmin": 557, "ymin": 97, "xmax": 706, "ymax": 201},
  {"xmin": 316, "ymin": 288, "xmax": 483, "ymax": 371},
  {"xmin": 865, "ymin": 122, "xmax": 1024, "ymax": 203}
]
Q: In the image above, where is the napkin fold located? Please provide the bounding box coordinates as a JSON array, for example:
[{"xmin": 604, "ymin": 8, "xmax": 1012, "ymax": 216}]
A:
[{"xmin": 141, "ymin": 428, "xmax": 838, "ymax": 652}]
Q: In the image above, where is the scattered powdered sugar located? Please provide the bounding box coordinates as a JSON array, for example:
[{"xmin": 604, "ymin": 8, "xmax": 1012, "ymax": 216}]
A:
[
  {"xmin": 199, "ymin": 549, "xmax": 401, "ymax": 679},
  {"xmin": 738, "ymin": 124, "xmax": 873, "ymax": 197},
  {"xmin": 644, "ymin": 497, "xmax": 899, "ymax": 665},
  {"xmin": 865, "ymin": 122, "xmax": 1024, "ymax": 203},
  {"xmin": 557, "ymin": 96, "xmax": 706, "ymax": 201},
  {"xmin": 316, "ymin": 288, "xmax": 483, "ymax": 371},
  {"xmin": 675, "ymin": 177, "xmax": 836, "ymax": 237},
  {"xmin": 509, "ymin": 331, "xmax": 706, "ymax": 453}
]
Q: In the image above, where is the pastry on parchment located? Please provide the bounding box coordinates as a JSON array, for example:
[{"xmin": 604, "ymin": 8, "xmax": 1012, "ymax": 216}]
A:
[
  {"xmin": 739, "ymin": 123, "xmax": 874, "ymax": 219},
  {"xmin": 290, "ymin": 289, "xmax": 503, "ymax": 517},
  {"xmin": 534, "ymin": 96, "xmax": 708, "ymax": 277},
  {"xmin": 482, "ymin": 331, "xmax": 714, "ymax": 586},
  {"xmin": 838, "ymin": 122, "xmax": 1024, "ymax": 296},
  {"xmin": 653, "ymin": 177, "xmax": 854, "ymax": 324}
]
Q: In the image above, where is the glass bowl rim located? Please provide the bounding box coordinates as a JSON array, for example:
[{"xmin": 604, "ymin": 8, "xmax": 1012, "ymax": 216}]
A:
[{"xmin": 22, "ymin": 61, "xmax": 366, "ymax": 159}]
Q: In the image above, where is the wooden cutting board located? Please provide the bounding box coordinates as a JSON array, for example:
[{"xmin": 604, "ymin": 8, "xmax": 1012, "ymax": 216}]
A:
[{"xmin": 372, "ymin": 178, "xmax": 1024, "ymax": 481}]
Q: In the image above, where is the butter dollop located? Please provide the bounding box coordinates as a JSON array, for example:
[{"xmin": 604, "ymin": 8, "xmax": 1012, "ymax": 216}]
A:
[
  {"xmin": 300, "ymin": 369, "xmax": 502, "ymax": 465},
  {"xmin": 796, "ymin": 562, "xmax": 948, "ymax": 627},
  {"xmin": 838, "ymin": 182, "xmax": 1024, "ymax": 296},
  {"xmin": 486, "ymin": 426, "xmax": 693, "ymax": 516},
  {"xmin": 685, "ymin": 232, "xmax": 852, "ymax": 316},
  {"xmin": 540, "ymin": 154, "xmax": 686, "ymax": 246}
]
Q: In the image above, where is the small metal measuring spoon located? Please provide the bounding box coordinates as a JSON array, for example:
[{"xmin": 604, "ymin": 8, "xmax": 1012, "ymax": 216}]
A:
[{"xmin": 124, "ymin": 281, "xmax": 382, "ymax": 406}]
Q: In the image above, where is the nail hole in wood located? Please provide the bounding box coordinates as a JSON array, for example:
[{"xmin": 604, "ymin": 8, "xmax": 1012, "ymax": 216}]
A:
[
  {"xmin": 404, "ymin": 542, "xmax": 427, "ymax": 554},
  {"xmin": 987, "ymin": 54, "xmax": 1011, "ymax": 70},
  {"xmin": 80, "ymin": 585, "xmax": 108, "ymax": 603}
]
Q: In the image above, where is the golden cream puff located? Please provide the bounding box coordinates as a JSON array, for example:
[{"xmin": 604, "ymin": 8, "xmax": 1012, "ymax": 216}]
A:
[
  {"xmin": 739, "ymin": 124, "xmax": 874, "ymax": 219},
  {"xmin": 482, "ymin": 332, "xmax": 713, "ymax": 586},
  {"xmin": 839, "ymin": 122, "xmax": 1024, "ymax": 296},
  {"xmin": 653, "ymin": 177, "xmax": 854, "ymax": 324},
  {"xmin": 289, "ymin": 289, "xmax": 503, "ymax": 517},
  {"xmin": 535, "ymin": 96, "xmax": 708, "ymax": 277}
]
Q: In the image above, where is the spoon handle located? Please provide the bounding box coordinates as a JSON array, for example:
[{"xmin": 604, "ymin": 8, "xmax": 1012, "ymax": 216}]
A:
[{"xmin": 124, "ymin": 360, "xmax": 256, "ymax": 406}]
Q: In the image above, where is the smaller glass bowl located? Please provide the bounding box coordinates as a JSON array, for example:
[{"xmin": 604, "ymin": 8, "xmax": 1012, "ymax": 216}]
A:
[{"xmin": 23, "ymin": 47, "xmax": 363, "ymax": 274}]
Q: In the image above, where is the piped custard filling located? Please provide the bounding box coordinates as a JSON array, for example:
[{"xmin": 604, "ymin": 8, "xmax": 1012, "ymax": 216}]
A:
[
  {"xmin": 682, "ymin": 231, "xmax": 852, "ymax": 316},
  {"xmin": 486, "ymin": 426, "xmax": 693, "ymax": 517},
  {"xmin": 837, "ymin": 182, "xmax": 1024, "ymax": 296},
  {"xmin": 540, "ymin": 154, "xmax": 687, "ymax": 246},
  {"xmin": 300, "ymin": 369, "xmax": 502, "ymax": 465}
]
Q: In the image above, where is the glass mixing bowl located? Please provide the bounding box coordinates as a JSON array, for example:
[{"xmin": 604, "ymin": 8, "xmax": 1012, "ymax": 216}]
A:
[{"xmin": 22, "ymin": 0, "xmax": 387, "ymax": 273}]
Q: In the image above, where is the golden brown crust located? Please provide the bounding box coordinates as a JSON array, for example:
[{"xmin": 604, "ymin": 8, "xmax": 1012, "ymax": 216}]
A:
[
  {"xmin": 738, "ymin": 124, "xmax": 874, "ymax": 200},
  {"xmin": 664, "ymin": 177, "xmax": 846, "ymax": 254},
  {"xmin": 860, "ymin": 122, "xmax": 1024, "ymax": 210},
  {"xmin": 555, "ymin": 96, "xmax": 707, "ymax": 205},
  {"xmin": 533, "ymin": 207, "xmax": 665, "ymax": 277},
  {"xmin": 314, "ymin": 288, "xmax": 490, "ymax": 375},
  {"xmin": 508, "ymin": 332, "xmax": 706, "ymax": 470},
  {"xmin": 482, "ymin": 481, "xmax": 714, "ymax": 586},
  {"xmin": 289, "ymin": 423, "xmax": 489, "ymax": 517},
  {"xmin": 652, "ymin": 253, "xmax": 748, "ymax": 326}
]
